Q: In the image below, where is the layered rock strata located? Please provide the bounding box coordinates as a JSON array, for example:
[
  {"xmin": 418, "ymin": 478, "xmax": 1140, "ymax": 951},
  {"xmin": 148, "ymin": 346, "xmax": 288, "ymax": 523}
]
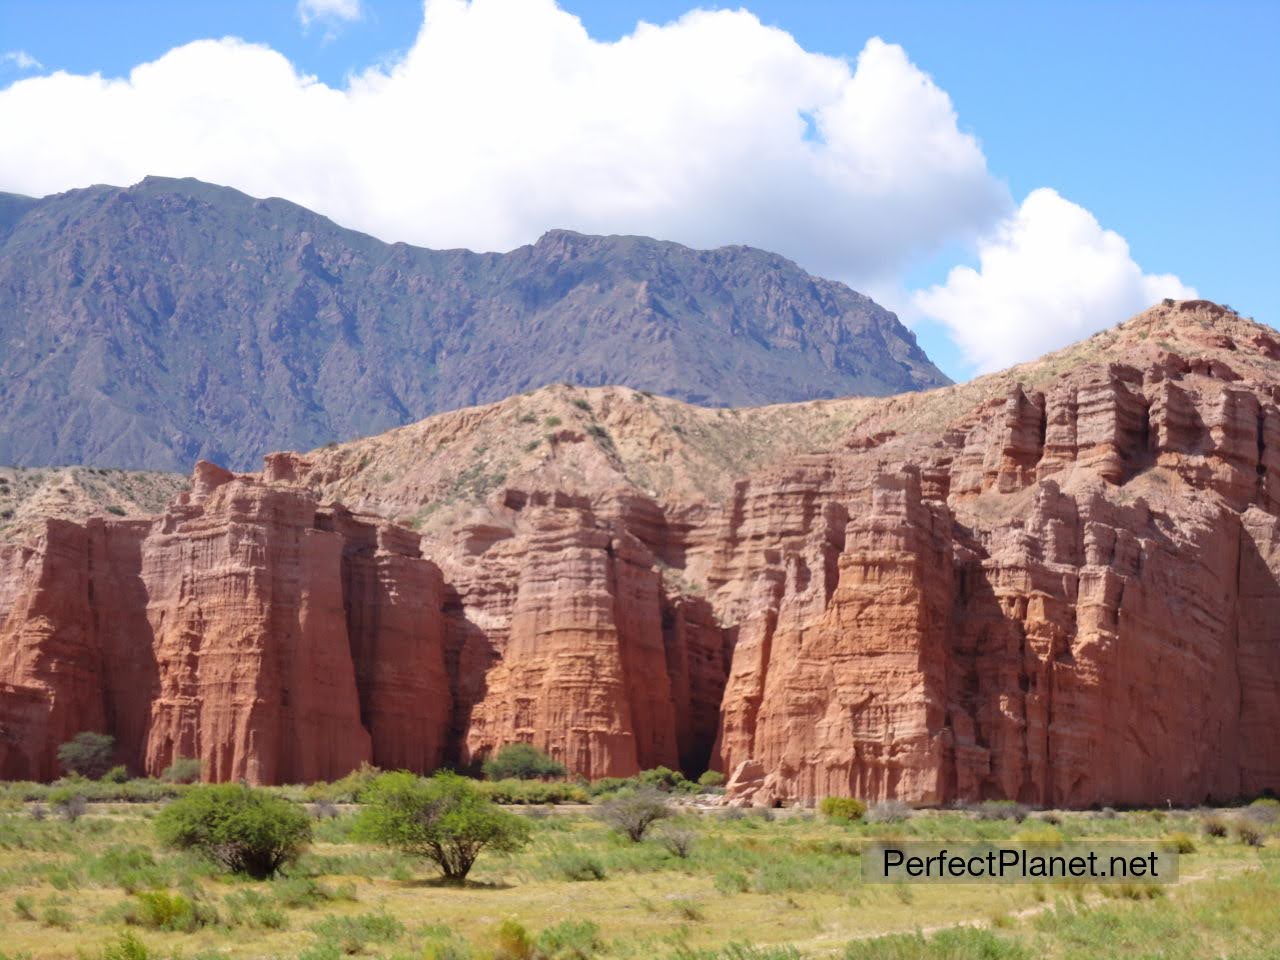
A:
[{"xmin": 1, "ymin": 302, "xmax": 1278, "ymax": 808}]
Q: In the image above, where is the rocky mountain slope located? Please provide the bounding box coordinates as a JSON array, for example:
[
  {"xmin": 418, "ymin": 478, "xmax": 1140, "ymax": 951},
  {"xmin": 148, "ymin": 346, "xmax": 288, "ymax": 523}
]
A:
[
  {"xmin": 0, "ymin": 177, "xmax": 946, "ymax": 472},
  {"xmin": 2, "ymin": 300, "xmax": 1278, "ymax": 808}
]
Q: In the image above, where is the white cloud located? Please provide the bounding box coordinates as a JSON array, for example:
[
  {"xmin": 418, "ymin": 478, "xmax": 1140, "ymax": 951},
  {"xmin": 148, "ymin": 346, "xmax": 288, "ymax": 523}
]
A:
[
  {"xmin": 0, "ymin": 0, "xmax": 1007, "ymax": 289},
  {"xmin": 912, "ymin": 188, "xmax": 1197, "ymax": 373},
  {"xmin": 297, "ymin": 0, "xmax": 363, "ymax": 28},
  {"xmin": 1, "ymin": 50, "xmax": 42, "ymax": 71}
]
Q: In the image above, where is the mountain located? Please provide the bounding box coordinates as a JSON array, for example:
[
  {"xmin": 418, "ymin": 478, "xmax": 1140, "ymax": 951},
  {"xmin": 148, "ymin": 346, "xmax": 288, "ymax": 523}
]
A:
[
  {"xmin": 2, "ymin": 299, "xmax": 1278, "ymax": 807},
  {"xmin": 0, "ymin": 176, "xmax": 947, "ymax": 471}
]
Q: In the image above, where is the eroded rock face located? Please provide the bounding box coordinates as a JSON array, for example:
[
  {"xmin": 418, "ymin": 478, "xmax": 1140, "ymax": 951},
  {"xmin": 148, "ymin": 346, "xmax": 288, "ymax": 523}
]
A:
[
  {"xmin": 0, "ymin": 465, "xmax": 452, "ymax": 783},
  {"xmin": 705, "ymin": 350, "xmax": 1280, "ymax": 807},
  {"xmin": 2, "ymin": 304, "xmax": 1279, "ymax": 806}
]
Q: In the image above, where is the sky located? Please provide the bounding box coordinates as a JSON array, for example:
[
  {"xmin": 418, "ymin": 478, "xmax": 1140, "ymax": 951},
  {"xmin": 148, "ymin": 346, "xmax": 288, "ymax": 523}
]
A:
[{"xmin": 1, "ymin": 0, "xmax": 1275, "ymax": 381}]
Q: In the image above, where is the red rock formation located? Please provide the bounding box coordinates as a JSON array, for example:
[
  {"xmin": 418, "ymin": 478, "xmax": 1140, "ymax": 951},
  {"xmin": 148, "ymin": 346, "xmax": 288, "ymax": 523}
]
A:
[
  {"xmin": 2, "ymin": 302, "xmax": 1279, "ymax": 808},
  {"xmin": 0, "ymin": 463, "xmax": 453, "ymax": 784}
]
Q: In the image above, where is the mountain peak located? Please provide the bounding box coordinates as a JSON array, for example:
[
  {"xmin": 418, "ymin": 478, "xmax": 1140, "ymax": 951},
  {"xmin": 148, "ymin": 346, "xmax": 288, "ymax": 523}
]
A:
[{"xmin": 0, "ymin": 179, "xmax": 948, "ymax": 471}]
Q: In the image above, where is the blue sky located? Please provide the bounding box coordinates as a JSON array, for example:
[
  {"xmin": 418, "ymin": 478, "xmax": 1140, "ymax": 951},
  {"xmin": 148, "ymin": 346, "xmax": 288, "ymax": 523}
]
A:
[{"xmin": 1, "ymin": 0, "xmax": 1275, "ymax": 380}]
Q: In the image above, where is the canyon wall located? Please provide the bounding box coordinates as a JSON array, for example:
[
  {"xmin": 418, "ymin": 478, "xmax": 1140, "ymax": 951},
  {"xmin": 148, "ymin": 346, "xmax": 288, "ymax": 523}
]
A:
[{"xmin": 1, "ymin": 306, "xmax": 1279, "ymax": 806}]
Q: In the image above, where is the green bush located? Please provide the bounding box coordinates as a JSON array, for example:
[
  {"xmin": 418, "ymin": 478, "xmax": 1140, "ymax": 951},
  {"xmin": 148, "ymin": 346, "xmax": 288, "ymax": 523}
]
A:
[
  {"xmin": 57, "ymin": 732, "xmax": 116, "ymax": 780},
  {"xmin": 353, "ymin": 771, "xmax": 532, "ymax": 882},
  {"xmin": 595, "ymin": 787, "xmax": 671, "ymax": 841},
  {"xmin": 548, "ymin": 848, "xmax": 607, "ymax": 881},
  {"xmin": 155, "ymin": 783, "xmax": 311, "ymax": 879},
  {"xmin": 478, "ymin": 779, "xmax": 588, "ymax": 805},
  {"xmin": 124, "ymin": 891, "xmax": 215, "ymax": 932},
  {"xmin": 483, "ymin": 743, "xmax": 568, "ymax": 781},
  {"xmin": 489, "ymin": 917, "xmax": 533, "ymax": 959},
  {"xmin": 303, "ymin": 762, "xmax": 382, "ymax": 804},
  {"xmin": 103, "ymin": 766, "xmax": 130, "ymax": 784},
  {"xmin": 1164, "ymin": 831, "xmax": 1197, "ymax": 854},
  {"xmin": 160, "ymin": 757, "xmax": 202, "ymax": 784},
  {"xmin": 819, "ymin": 797, "xmax": 866, "ymax": 822},
  {"xmin": 100, "ymin": 931, "xmax": 154, "ymax": 960},
  {"xmin": 697, "ymin": 770, "xmax": 726, "ymax": 788}
]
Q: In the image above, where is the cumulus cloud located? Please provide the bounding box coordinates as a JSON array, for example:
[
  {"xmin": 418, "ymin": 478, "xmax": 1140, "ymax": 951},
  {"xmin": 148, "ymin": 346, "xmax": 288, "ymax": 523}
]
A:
[
  {"xmin": 0, "ymin": 0, "xmax": 1007, "ymax": 288},
  {"xmin": 297, "ymin": 0, "xmax": 363, "ymax": 28},
  {"xmin": 1, "ymin": 50, "xmax": 42, "ymax": 71},
  {"xmin": 913, "ymin": 188, "xmax": 1197, "ymax": 373}
]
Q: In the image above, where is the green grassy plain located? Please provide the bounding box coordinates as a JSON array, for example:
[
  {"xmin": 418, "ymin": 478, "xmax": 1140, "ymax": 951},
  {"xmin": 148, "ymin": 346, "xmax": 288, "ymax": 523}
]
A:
[{"xmin": 0, "ymin": 800, "xmax": 1275, "ymax": 960}]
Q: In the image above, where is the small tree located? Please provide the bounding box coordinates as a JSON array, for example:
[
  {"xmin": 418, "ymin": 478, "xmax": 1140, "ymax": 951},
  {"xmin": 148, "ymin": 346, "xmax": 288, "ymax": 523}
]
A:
[
  {"xmin": 482, "ymin": 743, "xmax": 567, "ymax": 781},
  {"xmin": 353, "ymin": 771, "xmax": 531, "ymax": 883},
  {"xmin": 57, "ymin": 732, "xmax": 115, "ymax": 780},
  {"xmin": 155, "ymin": 783, "xmax": 311, "ymax": 879},
  {"xmin": 596, "ymin": 787, "xmax": 671, "ymax": 842}
]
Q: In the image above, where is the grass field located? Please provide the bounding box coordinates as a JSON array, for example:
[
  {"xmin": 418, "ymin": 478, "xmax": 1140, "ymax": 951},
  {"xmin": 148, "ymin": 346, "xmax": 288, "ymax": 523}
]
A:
[{"xmin": 0, "ymin": 798, "xmax": 1275, "ymax": 960}]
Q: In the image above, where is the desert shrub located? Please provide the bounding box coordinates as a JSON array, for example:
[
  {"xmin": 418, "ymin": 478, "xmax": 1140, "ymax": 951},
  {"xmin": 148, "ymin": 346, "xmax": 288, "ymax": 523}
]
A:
[
  {"xmin": 303, "ymin": 763, "xmax": 381, "ymax": 804},
  {"xmin": 103, "ymin": 766, "xmax": 130, "ymax": 784},
  {"xmin": 819, "ymin": 797, "xmax": 866, "ymax": 822},
  {"xmin": 40, "ymin": 903, "xmax": 75, "ymax": 929},
  {"xmin": 100, "ymin": 931, "xmax": 153, "ymax": 960},
  {"xmin": 353, "ymin": 771, "xmax": 531, "ymax": 882},
  {"xmin": 160, "ymin": 757, "xmax": 202, "ymax": 784},
  {"xmin": 595, "ymin": 787, "xmax": 671, "ymax": 841},
  {"xmin": 973, "ymin": 800, "xmax": 1029, "ymax": 822},
  {"xmin": 311, "ymin": 798, "xmax": 340, "ymax": 820},
  {"xmin": 654, "ymin": 824, "xmax": 697, "ymax": 858},
  {"xmin": 548, "ymin": 848, "xmax": 607, "ymax": 881},
  {"xmin": 478, "ymin": 779, "xmax": 588, "ymax": 805},
  {"xmin": 1164, "ymin": 831, "xmax": 1197, "ymax": 854},
  {"xmin": 1235, "ymin": 821, "xmax": 1266, "ymax": 847},
  {"xmin": 697, "ymin": 770, "xmax": 726, "ymax": 789},
  {"xmin": 572, "ymin": 399, "xmax": 591, "ymax": 412},
  {"xmin": 493, "ymin": 918, "xmax": 534, "ymax": 960},
  {"xmin": 57, "ymin": 732, "xmax": 116, "ymax": 780},
  {"xmin": 1012, "ymin": 825, "xmax": 1064, "ymax": 844},
  {"xmin": 1037, "ymin": 811, "xmax": 1063, "ymax": 826},
  {"xmin": 1245, "ymin": 797, "xmax": 1280, "ymax": 825},
  {"xmin": 124, "ymin": 890, "xmax": 215, "ymax": 932},
  {"xmin": 544, "ymin": 416, "xmax": 562, "ymax": 428},
  {"xmin": 636, "ymin": 767, "xmax": 695, "ymax": 793},
  {"xmin": 536, "ymin": 919, "xmax": 600, "ymax": 959},
  {"xmin": 866, "ymin": 800, "xmax": 912, "ymax": 824},
  {"xmin": 30, "ymin": 802, "xmax": 47, "ymax": 821},
  {"xmin": 1202, "ymin": 814, "xmax": 1230, "ymax": 838},
  {"xmin": 49, "ymin": 786, "xmax": 87, "ymax": 822},
  {"xmin": 155, "ymin": 783, "xmax": 311, "ymax": 879},
  {"xmin": 14, "ymin": 893, "xmax": 36, "ymax": 919},
  {"xmin": 309, "ymin": 911, "xmax": 405, "ymax": 954},
  {"xmin": 272, "ymin": 876, "xmax": 342, "ymax": 909},
  {"xmin": 483, "ymin": 743, "xmax": 567, "ymax": 781}
]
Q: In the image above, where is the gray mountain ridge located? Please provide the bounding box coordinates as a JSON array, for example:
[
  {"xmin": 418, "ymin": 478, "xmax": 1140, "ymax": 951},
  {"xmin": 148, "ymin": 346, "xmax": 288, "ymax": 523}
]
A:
[{"xmin": 0, "ymin": 176, "xmax": 949, "ymax": 471}]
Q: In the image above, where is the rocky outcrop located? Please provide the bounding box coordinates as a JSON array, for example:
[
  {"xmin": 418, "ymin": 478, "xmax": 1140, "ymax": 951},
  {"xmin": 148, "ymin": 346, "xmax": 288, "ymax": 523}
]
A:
[
  {"xmin": 708, "ymin": 337, "xmax": 1280, "ymax": 807},
  {"xmin": 1, "ymin": 302, "xmax": 1279, "ymax": 807},
  {"xmin": 0, "ymin": 464, "xmax": 453, "ymax": 783}
]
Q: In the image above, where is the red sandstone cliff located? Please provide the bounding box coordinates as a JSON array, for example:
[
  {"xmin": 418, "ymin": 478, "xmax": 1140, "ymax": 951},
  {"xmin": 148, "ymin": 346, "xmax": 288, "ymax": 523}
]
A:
[{"xmin": 1, "ymin": 301, "xmax": 1277, "ymax": 807}]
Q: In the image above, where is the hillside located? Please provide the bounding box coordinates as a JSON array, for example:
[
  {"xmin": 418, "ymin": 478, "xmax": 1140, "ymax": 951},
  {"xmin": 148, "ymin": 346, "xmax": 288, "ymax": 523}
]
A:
[{"xmin": 0, "ymin": 177, "xmax": 947, "ymax": 471}]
